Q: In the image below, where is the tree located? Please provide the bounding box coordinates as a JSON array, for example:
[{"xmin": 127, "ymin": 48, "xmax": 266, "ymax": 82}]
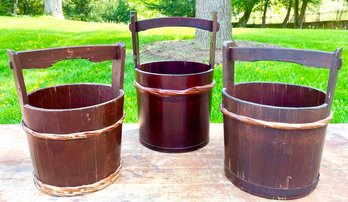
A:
[
  {"xmin": 235, "ymin": 0, "xmax": 261, "ymax": 27},
  {"xmin": 44, "ymin": 0, "xmax": 64, "ymax": 19},
  {"xmin": 14, "ymin": 0, "xmax": 19, "ymax": 15},
  {"xmin": 261, "ymin": 0, "xmax": 270, "ymax": 27},
  {"xmin": 195, "ymin": 0, "xmax": 232, "ymax": 48},
  {"xmin": 282, "ymin": 0, "xmax": 293, "ymax": 27},
  {"xmin": 293, "ymin": 0, "xmax": 321, "ymax": 28}
]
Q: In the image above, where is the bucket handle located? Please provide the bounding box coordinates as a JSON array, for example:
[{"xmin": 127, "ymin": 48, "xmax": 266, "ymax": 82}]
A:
[
  {"xmin": 7, "ymin": 43, "xmax": 126, "ymax": 108},
  {"xmin": 129, "ymin": 11, "xmax": 219, "ymax": 70},
  {"xmin": 222, "ymin": 40, "xmax": 343, "ymax": 111}
]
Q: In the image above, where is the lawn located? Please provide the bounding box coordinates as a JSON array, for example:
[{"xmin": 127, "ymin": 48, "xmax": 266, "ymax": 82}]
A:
[{"xmin": 0, "ymin": 16, "xmax": 347, "ymax": 123}]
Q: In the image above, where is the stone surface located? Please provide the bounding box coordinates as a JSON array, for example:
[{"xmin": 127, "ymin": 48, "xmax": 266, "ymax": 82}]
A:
[{"xmin": 0, "ymin": 124, "xmax": 347, "ymax": 201}]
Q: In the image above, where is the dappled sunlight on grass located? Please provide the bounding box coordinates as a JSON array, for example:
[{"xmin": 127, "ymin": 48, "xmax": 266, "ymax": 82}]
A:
[{"xmin": 0, "ymin": 16, "xmax": 347, "ymax": 123}]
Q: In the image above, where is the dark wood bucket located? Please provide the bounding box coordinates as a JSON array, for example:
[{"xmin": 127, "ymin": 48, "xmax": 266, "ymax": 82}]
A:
[
  {"xmin": 129, "ymin": 12, "xmax": 219, "ymax": 153},
  {"xmin": 7, "ymin": 44, "xmax": 126, "ymax": 196},
  {"xmin": 221, "ymin": 41, "xmax": 343, "ymax": 199}
]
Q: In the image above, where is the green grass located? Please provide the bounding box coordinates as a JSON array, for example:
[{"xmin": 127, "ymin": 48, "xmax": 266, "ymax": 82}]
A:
[{"xmin": 0, "ymin": 16, "xmax": 347, "ymax": 123}]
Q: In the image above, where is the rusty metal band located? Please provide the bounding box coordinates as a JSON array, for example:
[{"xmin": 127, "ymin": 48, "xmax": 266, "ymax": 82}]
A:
[
  {"xmin": 134, "ymin": 80, "xmax": 216, "ymax": 97},
  {"xmin": 22, "ymin": 113, "xmax": 126, "ymax": 140},
  {"xmin": 33, "ymin": 163, "xmax": 122, "ymax": 197},
  {"xmin": 220, "ymin": 105, "xmax": 332, "ymax": 130}
]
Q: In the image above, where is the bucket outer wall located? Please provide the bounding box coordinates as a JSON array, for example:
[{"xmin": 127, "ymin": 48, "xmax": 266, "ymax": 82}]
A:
[
  {"xmin": 135, "ymin": 62, "xmax": 213, "ymax": 153},
  {"xmin": 23, "ymin": 85, "xmax": 124, "ymax": 187},
  {"xmin": 222, "ymin": 84, "xmax": 329, "ymax": 200}
]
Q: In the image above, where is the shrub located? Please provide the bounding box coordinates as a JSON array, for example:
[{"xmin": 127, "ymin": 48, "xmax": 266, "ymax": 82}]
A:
[
  {"xmin": 64, "ymin": 0, "xmax": 131, "ymax": 23},
  {"xmin": 63, "ymin": 0, "xmax": 94, "ymax": 21},
  {"xmin": 143, "ymin": 0, "xmax": 195, "ymax": 17}
]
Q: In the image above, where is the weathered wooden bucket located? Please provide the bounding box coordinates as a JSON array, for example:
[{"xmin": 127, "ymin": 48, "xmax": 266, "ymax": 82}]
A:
[
  {"xmin": 221, "ymin": 41, "xmax": 343, "ymax": 199},
  {"xmin": 7, "ymin": 44, "xmax": 126, "ymax": 196},
  {"xmin": 129, "ymin": 12, "xmax": 219, "ymax": 153}
]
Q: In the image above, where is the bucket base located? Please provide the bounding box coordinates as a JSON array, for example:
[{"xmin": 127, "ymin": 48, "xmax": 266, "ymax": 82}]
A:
[
  {"xmin": 33, "ymin": 163, "xmax": 122, "ymax": 197},
  {"xmin": 140, "ymin": 138, "xmax": 209, "ymax": 153},
  {"xmin": 224, "ymin": 167, "xmax": 319, "ymax": 200}
]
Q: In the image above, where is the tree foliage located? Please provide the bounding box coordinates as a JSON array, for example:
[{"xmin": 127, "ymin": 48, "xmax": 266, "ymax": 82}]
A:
[
  {"xmin": 0, "ymin": 0, "xmax": 13, "ymax": 16},
  {"xmin": 293, "ymin": 0, "xmax": 321, "ymax": 28},
  {"xmin": 63, "ymin": 0, "xmax": 131, "ymax": 23},
  {"xmin": 99, "ymin": 0, "xmax": 131, "ymax": 23},
  {"xmin": 233, "ymin": 0, "xmax": 262, "ymax": 27},
  {"xmin": 233, "ymin": 0, "xmax": 322, "ymax": 28},
  {"xmin": 0, "ymin": 0, "xmax": 333, "ymax": 29},
  {"xmin": 143, "ymin": 0, "xmax": 195, "ymax": 17},
  {"xmin": 63, "ymin": 0, "xmax": 94, "ymax": 21}
]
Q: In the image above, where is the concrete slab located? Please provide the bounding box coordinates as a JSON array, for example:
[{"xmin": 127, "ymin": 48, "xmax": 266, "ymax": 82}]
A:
[{"xmin": 0, "ymin": 124, "xmax": 347, "ymax": 201}]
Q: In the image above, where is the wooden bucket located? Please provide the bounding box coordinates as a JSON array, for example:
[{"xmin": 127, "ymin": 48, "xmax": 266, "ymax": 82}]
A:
[
  {"xmin": 129, "ymin": 12, "xmax": 219, "ymax": 153},
  {"xmin": 7, "ymin": 44, "xmax": 126, "ymax": 196},
  {"xmin": 221, "ymin": 41, "xmax": 343, "ymax": 199}
]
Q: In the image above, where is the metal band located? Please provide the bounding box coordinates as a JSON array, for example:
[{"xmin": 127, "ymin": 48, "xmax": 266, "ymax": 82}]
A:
[
  {"xmin": 220, "ymin": 105, "xmax": 332, "ymax": 130},
  {"xmin": 33, "ymin": 163, "xmax": 122, "ymax": 197},
  {"xmin": 22, "ymin": 113, "xmax": 126, "ymax": 140},
  {"xmin": 134, "ymin": 81, "xmax": 215, "ymax": 97}
]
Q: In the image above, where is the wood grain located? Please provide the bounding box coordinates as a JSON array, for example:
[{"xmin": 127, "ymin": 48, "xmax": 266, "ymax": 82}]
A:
[
  {"xmin": 129, "ymin": 17, "xmax": 219, "ymax": 32},
  {"xmin": 9, "ymin": 45, "xmax": 122, "ymax": 69},
  {"xmin": 7, "ymin": 44, "xmax": 126, "ymax": 195},
  {"xmin": 230, "ymin": 47, "xmax": 334, "ymax": 68},
  {"xmin": 129, "ymin": 11, "xmax": 219, "ymax": 68},
  {"xmin": 135, "ymin": 61, "xmax": 213, "ymax": 153},
  {"xmin": 222, "ymin": 41, "xmax": 343, "ymax": 199},
  {"xmin": 130, "ymin": 11, "xmax": 219, "ymax": 153}
]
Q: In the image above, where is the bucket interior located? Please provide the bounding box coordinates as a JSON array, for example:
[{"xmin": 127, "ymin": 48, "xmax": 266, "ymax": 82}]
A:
[
  {"xmin": 27, "ymin": 84, "xmax": 120, "ymax": 110},
  {"xmin": 232, "ymin": 82, "xmax": 326, "ymax": 108},
  {"xmin": 138, "ymin": 61, "xmax": 211, "ymax": 75}
]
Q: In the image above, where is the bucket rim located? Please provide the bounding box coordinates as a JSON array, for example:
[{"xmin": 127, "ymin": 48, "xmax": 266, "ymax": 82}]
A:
[
  {"xmin": 223, "ymin": 82, "xmax": 328, "ymax": 111},
  {"xmin": 136, "ymin": 60, "xmax": 213, "ymax": 77},
  {"xmin": 25, "ymin": 83, "xmax": 124, "ymax": 112}
]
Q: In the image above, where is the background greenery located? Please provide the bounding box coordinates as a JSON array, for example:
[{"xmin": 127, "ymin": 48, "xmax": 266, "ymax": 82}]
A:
[
  {"xmin": 2, "ymin": 0, "xmax": 341, "ymax": 27},
  {"xmin": 0, "ymin": 16, "xmax": 346, "ymax": 123}
]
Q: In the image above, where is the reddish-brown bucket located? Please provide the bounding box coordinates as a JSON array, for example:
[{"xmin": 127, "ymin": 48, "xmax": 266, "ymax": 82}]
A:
[
  {"xmin": 221, "ymin": 41, "xmax": 343, "ymax": 199},
  {"xmin": 129, "ymin": 12, "xmax": 219, "ymax": 153},
  {"xmin": 7, "ymin": 44, "xmax": 126, "ymax": 196}
]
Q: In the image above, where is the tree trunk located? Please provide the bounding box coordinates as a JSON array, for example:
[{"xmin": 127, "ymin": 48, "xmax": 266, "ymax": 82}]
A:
[
  {"xmin": 262, "ymin": 0, "xmax": 269, "ymax": 28},
  {"xmin": 44, "ymin": 0, "xmax": 64, "ymax": 19},
  {"xmin": 294, "ymin": 0, "xmax": 300, "ymax": 28},
  {"xmin": 238, "ymin": 6, "xmax": 253, "ymax": 28},
  {"xmin": 195, "ymin": 0, "xmax": 232, "ymax": 48},
  {"xmin": 13, "ymin": 0, "xmax": 18, "ymax": 15},
  {"xmin": 299, "ymin": 0, "xmax": 309, "ymax": 28},
  {"xmin": 282, "ymin": 0, "xmax": 292, "ymax": 28}
]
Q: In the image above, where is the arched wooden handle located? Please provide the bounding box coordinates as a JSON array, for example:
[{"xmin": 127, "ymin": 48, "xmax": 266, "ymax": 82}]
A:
[
  {"xmin": 7, "ymin": 43, "xmax": 126, "ymax": 107},
  {"xmin": 223, "ymin": 40, "xmax": 343, "ymax": 111},
  {"xmin": 130, "ymin": 11, "xmax": 219, "ymax": 69},
  {"xmin": 230, "ymin": 47, "xmax": 335, "ymax": 68},
  {"xmin": 8, "ymin": 44, "xmax": 124, "ymax": 69},
  {"xmin": 129, "ymin": 16, "xmax": 220, "ymax": 32}
]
